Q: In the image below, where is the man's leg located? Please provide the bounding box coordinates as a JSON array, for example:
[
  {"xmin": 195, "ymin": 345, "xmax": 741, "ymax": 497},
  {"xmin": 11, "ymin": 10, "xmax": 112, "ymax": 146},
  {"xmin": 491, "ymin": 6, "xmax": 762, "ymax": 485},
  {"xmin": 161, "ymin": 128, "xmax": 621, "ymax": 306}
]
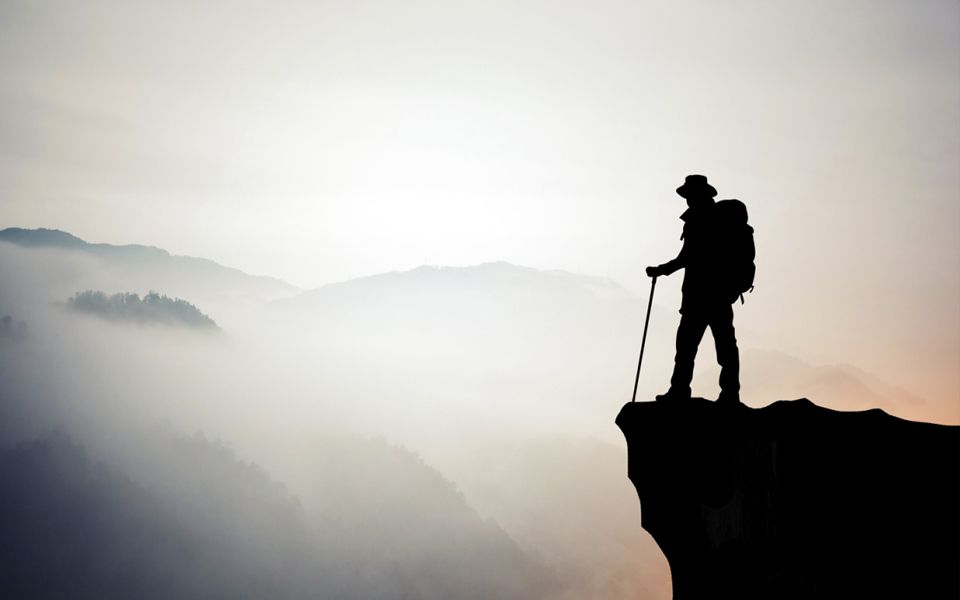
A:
[
  {"xmin": 710, "ymin": 304, "xmax": 740, "ymax": 403},
  {"xmin": 666, "ymin": 311, "xmax": 708, "ymax": 398}
]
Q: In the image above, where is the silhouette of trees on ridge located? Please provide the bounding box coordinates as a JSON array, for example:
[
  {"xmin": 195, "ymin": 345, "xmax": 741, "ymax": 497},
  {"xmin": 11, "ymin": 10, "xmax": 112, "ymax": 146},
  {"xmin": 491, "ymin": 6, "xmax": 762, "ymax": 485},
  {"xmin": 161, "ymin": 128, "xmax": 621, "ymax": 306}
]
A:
[{"xmin": 66, "ymin": 291, "xmax": 217, "ymax": 329}]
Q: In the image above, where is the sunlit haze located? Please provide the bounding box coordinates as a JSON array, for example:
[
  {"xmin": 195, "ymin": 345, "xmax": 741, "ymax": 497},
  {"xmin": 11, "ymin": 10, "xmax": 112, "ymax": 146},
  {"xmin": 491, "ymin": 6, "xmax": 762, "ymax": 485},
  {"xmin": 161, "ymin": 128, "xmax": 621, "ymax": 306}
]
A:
[{"xmin": 0, "ymin": 2, "xmax": 957, "ymax": 597}]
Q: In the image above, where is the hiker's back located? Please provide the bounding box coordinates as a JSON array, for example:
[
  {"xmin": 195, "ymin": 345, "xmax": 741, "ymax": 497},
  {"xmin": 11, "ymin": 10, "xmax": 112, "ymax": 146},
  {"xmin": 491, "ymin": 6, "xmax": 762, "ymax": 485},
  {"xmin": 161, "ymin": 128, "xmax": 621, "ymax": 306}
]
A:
[{"xmin": 678, "ymin": 200, "xmax": 755, "ymax": 309}]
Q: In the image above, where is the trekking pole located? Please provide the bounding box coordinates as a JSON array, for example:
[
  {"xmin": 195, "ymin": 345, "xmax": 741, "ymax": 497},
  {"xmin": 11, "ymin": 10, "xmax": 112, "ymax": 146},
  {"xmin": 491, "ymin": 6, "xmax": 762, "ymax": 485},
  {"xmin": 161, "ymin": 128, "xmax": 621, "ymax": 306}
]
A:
[{"xmin": 631, "ymin": 276, "xmax": 657, "ymax": 402}]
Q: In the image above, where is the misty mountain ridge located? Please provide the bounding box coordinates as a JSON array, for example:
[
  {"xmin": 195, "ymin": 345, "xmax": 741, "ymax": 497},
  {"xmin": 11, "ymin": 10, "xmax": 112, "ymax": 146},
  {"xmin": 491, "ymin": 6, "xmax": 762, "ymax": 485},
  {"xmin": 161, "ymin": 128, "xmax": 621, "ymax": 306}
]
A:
[
  {"xmin": 0, "ymin": 227, "xmax": 299, "ymax": 311},
  {"xmin": 0, "ymin": 227, "xmax": 170, "ymax": 259},
  {"xmin": 280, "ymin": 261, "xmax": 633, "ymax": 307},
  {"xmin": 273, "ymin": 260, "xmax": 637, "ymax": 352}
]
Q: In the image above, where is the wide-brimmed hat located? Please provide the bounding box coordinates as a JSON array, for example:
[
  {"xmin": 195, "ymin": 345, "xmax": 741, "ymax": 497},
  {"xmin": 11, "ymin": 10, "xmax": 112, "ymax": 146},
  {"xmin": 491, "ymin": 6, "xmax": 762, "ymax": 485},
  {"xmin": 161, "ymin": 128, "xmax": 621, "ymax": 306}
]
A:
[{"xmin": 676, "ymin": 174, "xmax": 717, "ymax": 199}]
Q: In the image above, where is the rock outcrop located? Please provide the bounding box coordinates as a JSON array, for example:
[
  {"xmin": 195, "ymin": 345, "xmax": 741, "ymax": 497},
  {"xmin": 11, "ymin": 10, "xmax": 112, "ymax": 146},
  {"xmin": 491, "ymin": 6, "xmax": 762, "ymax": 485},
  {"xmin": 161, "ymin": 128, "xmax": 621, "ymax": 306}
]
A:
[{"xmin": 616, "ymin": 399, "xmax": 958, "ymax": 599}]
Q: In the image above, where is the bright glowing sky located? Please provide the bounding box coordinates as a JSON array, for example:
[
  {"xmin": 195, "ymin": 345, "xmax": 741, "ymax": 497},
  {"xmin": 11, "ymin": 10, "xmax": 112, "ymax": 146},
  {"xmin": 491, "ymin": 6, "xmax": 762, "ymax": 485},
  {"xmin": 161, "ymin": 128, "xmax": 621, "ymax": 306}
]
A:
[{"xmin": 1, "ymin": 0, "xmax": 958, "ymax": 407}]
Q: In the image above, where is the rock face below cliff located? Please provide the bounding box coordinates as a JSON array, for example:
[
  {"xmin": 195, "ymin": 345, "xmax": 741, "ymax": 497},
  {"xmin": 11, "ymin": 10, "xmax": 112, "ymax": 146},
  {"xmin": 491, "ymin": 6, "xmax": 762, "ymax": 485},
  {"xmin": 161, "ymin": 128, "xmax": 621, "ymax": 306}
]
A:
[{"xmin": 616, "ymin": 399, "xmax": 958, "ymax": 599}]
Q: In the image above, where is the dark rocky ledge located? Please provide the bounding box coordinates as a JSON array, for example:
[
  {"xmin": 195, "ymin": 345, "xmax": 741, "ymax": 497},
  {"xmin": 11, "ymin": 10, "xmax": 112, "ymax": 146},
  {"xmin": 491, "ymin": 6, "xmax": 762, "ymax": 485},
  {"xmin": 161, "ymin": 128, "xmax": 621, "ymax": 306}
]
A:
[{"xmin": 616, "ymin": 399, "xmax": 959, "ymax": 599}]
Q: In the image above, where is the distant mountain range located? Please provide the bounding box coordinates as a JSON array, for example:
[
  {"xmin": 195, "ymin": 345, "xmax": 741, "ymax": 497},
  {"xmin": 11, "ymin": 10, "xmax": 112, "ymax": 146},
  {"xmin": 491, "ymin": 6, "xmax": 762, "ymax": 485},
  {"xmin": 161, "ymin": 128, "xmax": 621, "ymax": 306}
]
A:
[
  {"xmin": 275, "ymin": 261, "xmax": 636, "ymax": 335},
  {"xmin": 270, "ymin": 261, "xmax": 647, "ymax": 413},
  {"xmin": 0, "ymin": 227, "xmax": 299, "ymax": 312},
  {"xmin": 0, "ymin": 226, "xmax": 935, "ymax": 421},
  {"xmin": 286, "ymin": 261, "xmax": 632, "ymax": 303},
  {"xmin": 0, "ymin": 227, "xmax": 169, "ymax": 256}
]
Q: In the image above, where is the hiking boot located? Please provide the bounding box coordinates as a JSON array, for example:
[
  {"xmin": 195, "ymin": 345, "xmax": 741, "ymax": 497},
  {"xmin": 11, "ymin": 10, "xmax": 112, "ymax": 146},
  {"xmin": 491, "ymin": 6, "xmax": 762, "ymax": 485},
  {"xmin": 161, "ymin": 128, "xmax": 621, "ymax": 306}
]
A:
[
  {"xmin": 717, "ymin": 391, "xmax": 741, "ymax": 406},
  {"xmin": 655, "ymin": 388, "xmax": 691, "ymax": 403}
]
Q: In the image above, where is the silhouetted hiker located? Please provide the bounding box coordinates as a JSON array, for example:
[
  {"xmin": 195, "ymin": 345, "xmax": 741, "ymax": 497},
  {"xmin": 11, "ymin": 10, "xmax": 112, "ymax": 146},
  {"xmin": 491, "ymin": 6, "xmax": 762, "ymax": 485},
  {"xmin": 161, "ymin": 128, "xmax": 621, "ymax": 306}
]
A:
[{"xmin": 646, "ymin": 175, "xmax": 755, "ymax": 405}]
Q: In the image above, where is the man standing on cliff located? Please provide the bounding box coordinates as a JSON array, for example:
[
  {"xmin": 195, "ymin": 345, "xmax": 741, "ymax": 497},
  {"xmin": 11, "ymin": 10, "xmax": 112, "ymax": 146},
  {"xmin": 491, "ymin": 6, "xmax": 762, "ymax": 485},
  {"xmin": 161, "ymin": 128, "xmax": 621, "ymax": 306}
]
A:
[{"xmin": 646, "ymin": 174, "xmax": 755, "ymax": 405}]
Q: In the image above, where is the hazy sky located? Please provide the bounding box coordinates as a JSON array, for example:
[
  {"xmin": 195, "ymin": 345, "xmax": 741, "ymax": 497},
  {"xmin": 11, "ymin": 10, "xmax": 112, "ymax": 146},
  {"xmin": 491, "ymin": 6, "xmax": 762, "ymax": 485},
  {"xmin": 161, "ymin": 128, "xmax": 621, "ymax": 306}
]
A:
[{"xmin": 1, "ymin": 0, "xmax": 958, "ymax": 404}]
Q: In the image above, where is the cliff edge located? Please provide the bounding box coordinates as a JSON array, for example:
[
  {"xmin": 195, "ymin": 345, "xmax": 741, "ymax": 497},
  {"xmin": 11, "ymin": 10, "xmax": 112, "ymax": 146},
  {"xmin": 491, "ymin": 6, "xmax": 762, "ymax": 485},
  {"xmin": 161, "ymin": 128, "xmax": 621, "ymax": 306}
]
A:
[{"xmin": 616, "ymin": 399, "xmax": 959, "ymax": 599}]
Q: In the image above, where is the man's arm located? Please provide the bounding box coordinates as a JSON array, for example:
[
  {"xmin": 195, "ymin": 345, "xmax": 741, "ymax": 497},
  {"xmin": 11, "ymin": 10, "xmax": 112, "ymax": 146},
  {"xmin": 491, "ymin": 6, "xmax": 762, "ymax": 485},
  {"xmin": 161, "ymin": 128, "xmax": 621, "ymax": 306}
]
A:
[{"xmin": 647, "ymin": 240, "xmax": 688, "ymax": 277}]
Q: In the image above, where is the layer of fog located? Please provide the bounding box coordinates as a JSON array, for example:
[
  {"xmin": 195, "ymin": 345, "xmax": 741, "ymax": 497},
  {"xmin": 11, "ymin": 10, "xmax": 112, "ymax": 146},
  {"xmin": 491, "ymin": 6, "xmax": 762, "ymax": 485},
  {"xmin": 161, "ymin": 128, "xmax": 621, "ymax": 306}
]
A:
[
  {"xmin": 1, "ymin": 239, "xmax": 947, "ymax": 598},
  {"xmin": 0, "ymin": 243, "xmax": 671, "ymax": 599}
]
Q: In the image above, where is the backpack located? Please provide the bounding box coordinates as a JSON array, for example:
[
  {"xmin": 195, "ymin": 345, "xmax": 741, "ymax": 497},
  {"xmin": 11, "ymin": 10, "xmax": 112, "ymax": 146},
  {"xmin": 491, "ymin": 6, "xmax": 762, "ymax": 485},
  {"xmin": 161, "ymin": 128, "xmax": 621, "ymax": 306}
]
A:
[{"xmin": 714, "ymin": 199, "xmax": 755, "ymax": 302}]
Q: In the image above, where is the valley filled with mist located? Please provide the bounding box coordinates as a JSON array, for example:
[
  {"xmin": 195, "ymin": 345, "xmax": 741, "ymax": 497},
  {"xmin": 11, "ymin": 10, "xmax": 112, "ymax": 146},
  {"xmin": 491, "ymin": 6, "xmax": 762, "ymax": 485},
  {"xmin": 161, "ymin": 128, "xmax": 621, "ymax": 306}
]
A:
[{"xmin": 0, "ymin": 228, "xmax": 951, "ymax": 599}]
